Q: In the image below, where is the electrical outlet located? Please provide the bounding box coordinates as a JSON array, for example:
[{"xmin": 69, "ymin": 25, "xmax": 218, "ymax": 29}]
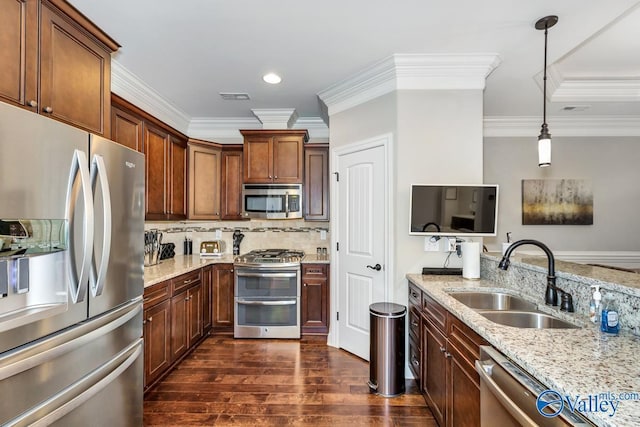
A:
[
  {"xmin": 424, "ymin": 237, "xmax": 440, "ymax": 252},
  {"xmin": 320, "ymin": 230, "xmax": 327, "ymax": 240},
  {"xmin": 215, "ymin": 229, "xmax": 222, "ymax": 239},
  {"xmin": 446, "ymin": 237, "xmax": 457, "ymax": 252}
]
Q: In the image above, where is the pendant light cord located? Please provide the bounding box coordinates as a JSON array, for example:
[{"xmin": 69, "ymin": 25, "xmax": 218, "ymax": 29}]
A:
[{"xmin": 542, "ymin": 25, "xmax": 548, "ymax": 127}]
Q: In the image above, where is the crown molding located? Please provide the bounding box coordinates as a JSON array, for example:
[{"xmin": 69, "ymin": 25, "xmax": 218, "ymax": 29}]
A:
[
  {"xmin": 111, "ymin": 60, "xmax": 191, "ymax": 134},
  {"xmin": 484, "ymin": 115, "xmax": 640, "ymax": 137},
  {"xmin": 251, "ymin": 108, "xmax": 299, "ymax": 129},
  {"xmin": 293, "ymin": 117, "xmax": 330, "ymax": 142},
  {"xmin": 318, "ymin": 53, "xmax": 501, "ymax": 116}
]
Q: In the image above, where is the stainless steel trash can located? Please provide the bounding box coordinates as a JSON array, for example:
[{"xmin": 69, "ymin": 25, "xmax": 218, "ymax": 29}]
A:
[{"xmin": 368, "ymin": 302, "xmax": 406, "ymax": 397}]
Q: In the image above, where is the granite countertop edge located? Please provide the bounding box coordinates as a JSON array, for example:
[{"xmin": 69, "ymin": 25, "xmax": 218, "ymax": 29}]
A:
[
  {"xmin": 407, "ymin": 273, "xmax": 640, "ymax": 427},
  {"xmin": 145, "ymin": 254, "xmax": 330, "ymax": 287}
]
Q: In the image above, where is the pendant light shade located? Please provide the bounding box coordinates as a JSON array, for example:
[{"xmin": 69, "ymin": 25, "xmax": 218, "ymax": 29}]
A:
[{"xmin": 535, "ymin": 15, "xmax": 558, "ymax": 168}]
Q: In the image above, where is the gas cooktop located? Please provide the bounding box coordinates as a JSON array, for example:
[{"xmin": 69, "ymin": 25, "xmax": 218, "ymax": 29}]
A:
[{"xmin": 234, "ymin": 249, "xmax": 305, "ymax": 265}]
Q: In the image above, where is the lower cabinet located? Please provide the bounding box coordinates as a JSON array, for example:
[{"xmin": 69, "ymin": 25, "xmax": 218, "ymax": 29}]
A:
[
  {"xmin": 301, "ymin": 264, "xmax": 330, "ymax": 335},
  {"xmin": 413, "ymin": 285, "xmax": 487, "ymax": 427},
  {"xmin": 213, "ymin": 263, "xmax": 235, "ymax": 333},
  {"xmin": 143, "ymin": 267, "xmax": 209, "ymax": 391}
]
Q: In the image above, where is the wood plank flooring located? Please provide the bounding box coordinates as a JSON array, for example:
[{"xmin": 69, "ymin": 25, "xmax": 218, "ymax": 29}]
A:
[{"xmin": 144, "ymin": 336, "xmax": 435, "ymax": 426}]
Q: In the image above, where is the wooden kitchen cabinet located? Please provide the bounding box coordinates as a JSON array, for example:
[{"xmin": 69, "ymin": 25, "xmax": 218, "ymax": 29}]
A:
[
  {"xmin": 213, "ymin": 263, "xmax": 234, "ymax": 333},
  {"xmin": 143, "ymin": 279, "xmax": 172, "ymax": 391},
  {"xmin": 412, "ymin": 285, "xmax": 486, "ymax": 427},
  {"xmin": 303, "ymin": 144, "xmax": 329, "ymax": 221},
  {"xmin": 188, "ymin": 140, "xmax": 221, "ymax": 220},
  {"xmin": 169, "ymin": 135, "xmax": 187, "ymax": 219},
  {"xmin": 221, "ymin": 146, "xmax": 244, "ymax": 220},
  {"xmin": 301, "ymin": 264, "xmax": 329, "ymax": 335},
  {"xmin": 0, "ymin": 0, "xmax": 118, "ymax": 136},
  {"xmin": 240, "ymin": 129, "xmax": 308, "ymax": 183},
  {"xmin": 170, "ymin": 274, "xmax": 203, "ymax": 362},
  {"xmin": 111, "ymin": 104, "xmax": 144, "ymax": 152},
  {"xmin": 202, "ymin": 265, "xmax": 213, "ymax": 333}
]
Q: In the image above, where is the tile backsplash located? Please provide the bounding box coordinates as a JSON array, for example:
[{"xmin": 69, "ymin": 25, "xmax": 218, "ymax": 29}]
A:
[{"xmin": 145, "ymin": 220, "xmax": 330, "ymax": 257}]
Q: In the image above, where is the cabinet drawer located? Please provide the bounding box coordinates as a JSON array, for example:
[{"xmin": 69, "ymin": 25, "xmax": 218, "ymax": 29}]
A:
[
  {"xmin": 171, "ymin": 269, "xmax": 202, "ymax": 294},
  {"xmin": 302, "ymin": 264, "xmax": 327, "ymax": 277},
  {"xmin": 143, "ymin": 280, "xmax": 170, "ymax": 307},
  {"xmin": 409, "ymin": 336, "xmax": 421, "ymax": 380},
  {"xmin": 409, "ymin": 308, "xmax": 421, "ymax": 344},
  {"xmin": 448, "ymin": 315, "xmax": 487, "ymax": 381},
  {"xmin": 409, "ymin": 282, "xmax": 421, "ymax": 310},
  {"xmin": 422, "ymin": 293, "xmax": 447, "ymax": 333}
]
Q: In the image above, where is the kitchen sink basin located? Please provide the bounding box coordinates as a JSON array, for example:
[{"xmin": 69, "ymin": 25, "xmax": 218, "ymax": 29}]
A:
[
  {"xmin": 447, "ymin": 291, "xmax": 538, "ymax": 312},
  {"xmin": 479, "ymin": 311, "xmax": 580, "ymax": 329}
]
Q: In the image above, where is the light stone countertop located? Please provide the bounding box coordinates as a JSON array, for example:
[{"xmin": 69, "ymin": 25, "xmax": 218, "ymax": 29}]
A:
[
  {"xmin": 145, "ymin": 253, "xmax": 330, "ymax": 287},
  {"xmin": 407, "ymin": 273, "xmax": 640, "ymax": 427},
  {"xmin": 144, "ymin": 254, "xmax": 236, "ymax": 287}
]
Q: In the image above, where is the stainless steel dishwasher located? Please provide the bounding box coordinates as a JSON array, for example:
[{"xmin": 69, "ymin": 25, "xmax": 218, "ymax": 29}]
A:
[{"xmin": 475, "ymin": 346, "xmax": 594, "ymax": 426}]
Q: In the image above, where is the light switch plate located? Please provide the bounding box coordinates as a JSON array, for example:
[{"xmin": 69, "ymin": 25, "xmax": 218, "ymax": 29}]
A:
[
  {"xmin": 215, "ymin": 229, "xmax": 222, "ymax": 239},
  {"xmin": 320, "ymin": 230, "xmax": 327, "ymax": 240}
]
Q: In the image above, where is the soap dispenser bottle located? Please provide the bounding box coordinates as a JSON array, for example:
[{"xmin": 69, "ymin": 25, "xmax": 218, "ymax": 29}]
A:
[
  {"xmin": 600, "ymin": 295, "xmax": 620, "ymax": 335},
  {"xmin": 589, "ymin": 285, "xmax": 602, "ymax": 323}
]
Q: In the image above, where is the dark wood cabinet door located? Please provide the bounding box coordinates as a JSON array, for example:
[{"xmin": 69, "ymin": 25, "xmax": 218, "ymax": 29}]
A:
[
  {"xmin": 169, "ymin": 136, "xmax": 187, "ymax": 219},
  {"xmin": 448, "ymin": 344, "xmax": 481, "ymax": 427},
  {"xmin": 143, "ymin": 299, "xmax": 171, "ymax": 388},
  {"xmin": 188, "ymin": 142, "xmax": 221, "ymax": 220},
  {"xmin": 221, "ymin": 148, "xmax": 244, "ymax": 220},
  {"xmin": 0, "ymin": 0, "xmax": 37, "ymax": 108},
  {"xmin": 213, "ymin": 264, "xmax": 234, "ymax": 332},
  {"xmin": 422, "ymin": 317, "xmax": 447, "ymax": 427},
  {"xmin": 202, "ymin": 266, "xmax": 213, "ymax": 333},
  {"xmin": 111, "ymin": 105, "xmax": 144, "ymax": 152},
  {"xmin": 273, "ymin": 135, "xmax": 303, "ymax": 183},
  {"xmin": 243, "ymin": 136, "xmax": 272, "ymax": 183},
  {"xmin": 304, "ymin": 145, "xmax": 329, "ymax": 220},
  {"xmin": 144, "ymin": 123, "xmax": 168, "ymax": 219},
  {"xmin": 301, "ymin": 264, "xmax": 329, "ymax": 335},
  {"xmin": 39, "ymin": 2, "xmax": 111, "ymax": 136},
  {"xmin": 187, "ymin": 284, "xmax": 203, "ymax": 347},
  {"xmin": 170, "ymin": 290, "xmax": 189, "ymax": 362}
]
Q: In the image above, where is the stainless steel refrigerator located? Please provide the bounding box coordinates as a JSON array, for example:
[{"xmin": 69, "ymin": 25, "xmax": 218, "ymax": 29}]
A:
[{"xmin": 0, "ymin": 102, "xmax": 144, "ymax": 426}]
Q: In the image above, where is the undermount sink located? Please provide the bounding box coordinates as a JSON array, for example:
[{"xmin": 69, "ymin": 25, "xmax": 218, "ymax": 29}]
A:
[
  {"xmin": 446, "ymin": 290, "xmax": 580, "ymax": 329},
  {"xmin": 479, "ymin": 310, "xmax": 580, "ymax": 329},
  {"xmin": 447, "ymin": 291, "xmax": 538, "ymax": 312}
]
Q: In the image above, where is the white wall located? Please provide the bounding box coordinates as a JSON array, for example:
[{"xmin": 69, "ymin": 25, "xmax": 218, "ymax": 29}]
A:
[{"xmin": 484, "ymin": 136, "xmax": 640, "ymax": 251}]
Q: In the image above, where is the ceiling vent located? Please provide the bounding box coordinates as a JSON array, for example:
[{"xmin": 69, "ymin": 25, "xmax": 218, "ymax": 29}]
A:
[{"xmin": 219, "ymin": 92, "xmax": 251, "ymax": 101}]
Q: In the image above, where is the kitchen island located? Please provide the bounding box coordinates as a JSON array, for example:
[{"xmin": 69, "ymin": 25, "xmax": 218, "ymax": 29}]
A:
[{"xmin": 408, "ymin": 271, "xmax": 640, "ymax": 427}]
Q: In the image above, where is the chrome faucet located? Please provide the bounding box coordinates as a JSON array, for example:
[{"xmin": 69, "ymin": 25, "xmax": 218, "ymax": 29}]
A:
[{"xmin": 498, "ymin": 239, "xmax": 573, "ymax": 312}]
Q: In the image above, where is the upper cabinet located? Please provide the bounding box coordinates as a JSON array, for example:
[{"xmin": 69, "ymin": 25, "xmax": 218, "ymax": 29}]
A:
[
  {"xmin": 304, "ymin": 144, "xmax": 329, "ymax": 221},
  {"xmin": 188, "ymin": 140, "xmax": 221, "ymax": 220},
  {"xmin": 0, "ymin": 0, "xmax": 118, "ymax": 136},
  {"xmin": 111, "ymin": 95, "xmax": 188, "ymax": 221},
  {"xmin": 220, "ymin": 146, "xmax": 244, "ymax": 220},
  {"xmin": 240, "ymin": 130, "xmax": 308, "ymax": 184}
]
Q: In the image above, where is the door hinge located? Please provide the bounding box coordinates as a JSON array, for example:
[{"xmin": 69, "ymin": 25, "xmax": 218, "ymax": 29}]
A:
[
  {"xmin": 337, "ymin": 312, "xmax": 339, "ymax": 321},
  {"xmin": 333, "ymin": 172, "xmax": 339, "ymax": 182},
  {"xmin": 336, "ymin": 242, "xmax": 339, "ymax": 252}
]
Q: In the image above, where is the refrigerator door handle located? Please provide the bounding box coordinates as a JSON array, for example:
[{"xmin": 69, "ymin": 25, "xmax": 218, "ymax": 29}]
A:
[
  {"xmin": 65, "ymin": 149, "xmax": 94, "ymax": 303},
  {"xmin": 90, "ymin": 154, "xmax": 111, "ymax": 297}
]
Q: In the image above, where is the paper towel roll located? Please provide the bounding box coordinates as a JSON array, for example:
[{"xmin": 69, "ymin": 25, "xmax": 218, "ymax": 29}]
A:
[{"xmin": 462, "ymin": 242, "xmax": 480, "ymax": 279}]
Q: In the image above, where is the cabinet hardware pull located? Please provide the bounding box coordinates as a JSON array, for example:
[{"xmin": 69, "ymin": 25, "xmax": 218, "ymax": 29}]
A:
[
  {"xmin": 444, "ymin": 352, "xmax": 452, "ymax": 359},
  {"xmin": 43, "ymin": 106, "xmax": 53, "ymax": 113},
  {"xmin": 274, "ymin": 175, "xmax": 278, "ymax": 179},
  {"xmin": 28, "ymin": 100, "xmax": 37, "ymax": 107},
  {"xmin": 147, "ymin": 317, "xmax": 153, "ymax": 322},
  {"xmin": 412, "ymin": 357, "xmax": 420, "ymax": 366},
  {"xmin": 303, "ymin": 283, "xmax": 307, "ymax": 287},
  {"xmin": 439, "ymin": 346, "xmax": 446, "ymax": 353},
  {"xmin": 411, "ymin": 321, "xmax": 418, "ymax": 327},
  {"xmin": 183, "ymin": 279, "xmax": 193, "ymax": 285}
]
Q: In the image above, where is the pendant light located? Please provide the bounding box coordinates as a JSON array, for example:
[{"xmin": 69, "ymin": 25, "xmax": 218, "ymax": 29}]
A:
[{"xmin": 535, "ymin": 15, "xmax": 558, "ymax": 167}]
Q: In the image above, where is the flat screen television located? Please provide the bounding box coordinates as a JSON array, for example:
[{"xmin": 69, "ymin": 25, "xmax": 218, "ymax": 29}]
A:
[{"xmin": 409, "ymin": 184, "xmax": 499, "ymax": 236}]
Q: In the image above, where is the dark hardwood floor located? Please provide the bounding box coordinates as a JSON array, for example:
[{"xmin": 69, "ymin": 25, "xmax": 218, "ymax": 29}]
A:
[{"xmin": 144, "ymin": 336, "xmax": 435, "ymax": 426}]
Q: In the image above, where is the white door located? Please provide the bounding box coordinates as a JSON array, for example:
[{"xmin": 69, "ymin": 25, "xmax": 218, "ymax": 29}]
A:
[{"xmin": 335, "ymin": 136, "xmax": 390, "ymax": 360}]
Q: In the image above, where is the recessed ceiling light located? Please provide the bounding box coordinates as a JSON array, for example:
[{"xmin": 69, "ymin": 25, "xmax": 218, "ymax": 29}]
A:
[{"xmin": 262, "ymin": 73, "xmax": 282, "ymax": 84}]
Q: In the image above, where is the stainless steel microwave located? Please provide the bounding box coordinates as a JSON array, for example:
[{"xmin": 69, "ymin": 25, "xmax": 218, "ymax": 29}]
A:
[{"xmin": 242, "ymin": 184, "xmax": 303, "ymax": 219}]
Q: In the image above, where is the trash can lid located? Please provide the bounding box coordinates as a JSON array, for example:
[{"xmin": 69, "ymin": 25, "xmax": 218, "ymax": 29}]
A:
[{"xmin": 369, "ymin": 302, "xmax": 406, "ymax": 316}]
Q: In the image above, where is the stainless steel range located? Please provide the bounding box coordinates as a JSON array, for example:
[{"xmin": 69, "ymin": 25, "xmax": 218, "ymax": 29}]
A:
[{"xmin": 234, "ymin": 249, "xmax": 305, "ymax": 339}]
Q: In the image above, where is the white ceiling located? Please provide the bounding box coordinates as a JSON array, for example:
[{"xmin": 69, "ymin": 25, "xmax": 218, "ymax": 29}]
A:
[{"xmin": 70, "ymin": 0, "xmax": 640, "ymax": 138}]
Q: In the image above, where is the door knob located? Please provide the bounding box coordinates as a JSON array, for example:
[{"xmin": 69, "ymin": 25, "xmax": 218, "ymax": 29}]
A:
[{"xmin": 366, "ymin": 264, "xmax": 382, "ymax": 271}]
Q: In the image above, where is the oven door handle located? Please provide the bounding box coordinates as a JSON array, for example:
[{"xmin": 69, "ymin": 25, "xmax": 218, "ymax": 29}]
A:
[
  {"xmin": 475, "ymin": 359, "xmax": 538, "ymax": 426},
  {"xmin": 235, "ymin": 272, "xmax": 298, "ymax": 279},
  {"xmin": 236, "ymin": 299, "xmax": 297, "ymax": 306}
]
